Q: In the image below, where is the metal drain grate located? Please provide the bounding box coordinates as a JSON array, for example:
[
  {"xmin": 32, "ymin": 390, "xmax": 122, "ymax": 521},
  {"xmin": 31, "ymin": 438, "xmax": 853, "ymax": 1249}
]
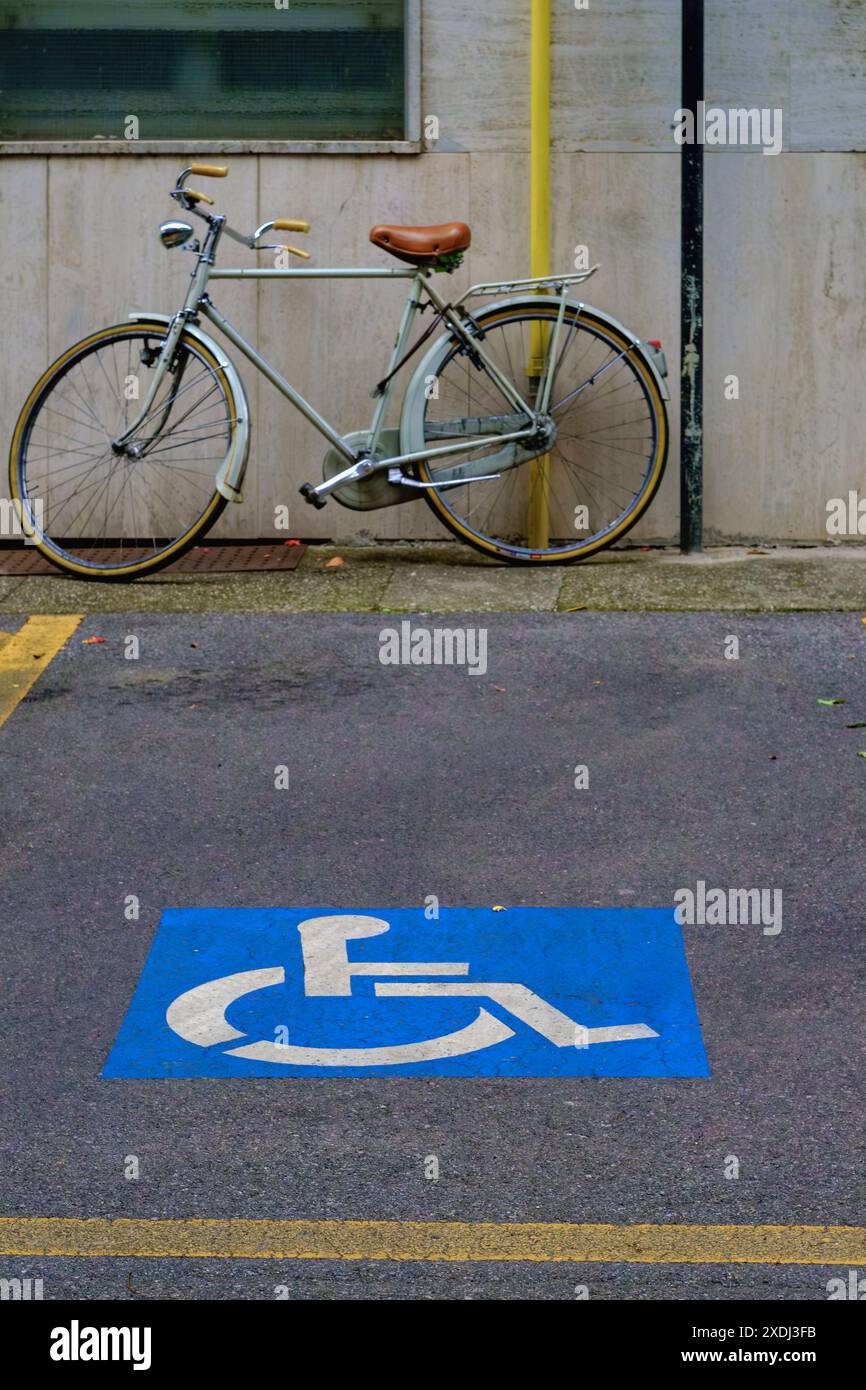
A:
[{"xmin": 0, "ymin": 543, "xmax": 307, "ymax": 576}]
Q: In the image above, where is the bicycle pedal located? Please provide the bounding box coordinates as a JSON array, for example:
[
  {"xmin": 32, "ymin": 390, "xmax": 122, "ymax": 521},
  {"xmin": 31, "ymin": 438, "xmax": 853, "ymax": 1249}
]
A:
[{"xmin": 299, "ymin": 482, "xmax": 327, "ymax": 510}]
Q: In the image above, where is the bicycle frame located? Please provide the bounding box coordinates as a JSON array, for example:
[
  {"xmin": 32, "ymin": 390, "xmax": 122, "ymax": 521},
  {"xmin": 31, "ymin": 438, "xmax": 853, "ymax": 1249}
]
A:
[{"xmin": 116, "ymin": 212, "xmax": 594, "ymax": 504}]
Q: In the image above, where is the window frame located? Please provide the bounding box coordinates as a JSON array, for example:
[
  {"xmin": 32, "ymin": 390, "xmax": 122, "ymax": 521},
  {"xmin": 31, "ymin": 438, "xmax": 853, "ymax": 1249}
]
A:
[{"xmin": 0, "ymin": 0, "xmax": 421, "ymax": 154}]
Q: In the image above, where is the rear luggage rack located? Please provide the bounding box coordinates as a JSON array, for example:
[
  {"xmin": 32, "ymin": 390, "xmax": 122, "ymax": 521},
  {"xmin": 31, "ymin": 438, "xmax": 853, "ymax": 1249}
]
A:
[{"xmin": 454, "ymin": 266, "xmax": 599, "ymax": 307}]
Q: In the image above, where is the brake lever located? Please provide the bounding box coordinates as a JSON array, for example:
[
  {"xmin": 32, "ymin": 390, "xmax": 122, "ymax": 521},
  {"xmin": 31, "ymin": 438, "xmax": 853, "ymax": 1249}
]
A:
[{"xmin": 257, "ymin": 242, "xmax": 311, "ymax": 260}]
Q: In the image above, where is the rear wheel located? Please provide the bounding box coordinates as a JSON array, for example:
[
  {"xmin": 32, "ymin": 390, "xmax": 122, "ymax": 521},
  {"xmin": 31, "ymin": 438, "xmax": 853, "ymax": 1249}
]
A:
[
  {"xmin": 8, "ymin": 322, "xmax": 237, "ymax": 579},
  {"xmin": 404, "ymin": 303, "xmax": 668, "ymax": 564}
]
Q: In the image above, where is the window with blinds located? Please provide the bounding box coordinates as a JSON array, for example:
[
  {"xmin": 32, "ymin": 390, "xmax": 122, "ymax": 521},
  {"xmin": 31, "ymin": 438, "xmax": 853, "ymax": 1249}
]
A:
[{"xmin": 0, "ymin": 0, "xmax": 407, "ymax": 141}]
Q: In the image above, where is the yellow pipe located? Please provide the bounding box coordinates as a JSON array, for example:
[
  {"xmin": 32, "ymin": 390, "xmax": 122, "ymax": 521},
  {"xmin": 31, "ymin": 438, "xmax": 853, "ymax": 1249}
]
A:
[
  {"xmin": 530, "ymin": 0, "xmax": 551, "ymax": 309},
  {"xmin": 527, "ymin": 0, "xmax": 551, "ymax": 550}
]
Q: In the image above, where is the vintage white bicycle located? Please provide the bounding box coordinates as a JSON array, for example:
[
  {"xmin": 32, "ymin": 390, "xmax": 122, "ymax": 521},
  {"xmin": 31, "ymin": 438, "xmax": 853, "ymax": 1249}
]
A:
[{"xmin": 9, "ymin": 164, "xmax": 670, "ymax": 579}]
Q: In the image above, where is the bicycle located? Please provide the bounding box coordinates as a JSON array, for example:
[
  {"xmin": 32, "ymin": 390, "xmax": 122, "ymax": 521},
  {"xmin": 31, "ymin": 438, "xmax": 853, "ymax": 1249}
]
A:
[{"xmin": 8, "ymin": 164, "xmax": 670, "ymax": 580}]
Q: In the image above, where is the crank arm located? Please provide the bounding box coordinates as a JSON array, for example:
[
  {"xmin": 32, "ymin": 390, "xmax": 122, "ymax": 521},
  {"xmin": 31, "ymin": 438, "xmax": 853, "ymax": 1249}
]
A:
[
  {"xmin": 300, "ymin": 427, "xmax": 536, "ymax": 506},
  {"xmin": 302, "ymin": 454, "xmax": 378, "ymax": 504}
]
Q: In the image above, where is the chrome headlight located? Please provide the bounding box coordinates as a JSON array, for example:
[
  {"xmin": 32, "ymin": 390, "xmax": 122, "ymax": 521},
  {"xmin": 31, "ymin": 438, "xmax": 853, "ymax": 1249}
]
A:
[{"xmin": 159, "ymin": 220, "xmax": 195, "ymax": 249}]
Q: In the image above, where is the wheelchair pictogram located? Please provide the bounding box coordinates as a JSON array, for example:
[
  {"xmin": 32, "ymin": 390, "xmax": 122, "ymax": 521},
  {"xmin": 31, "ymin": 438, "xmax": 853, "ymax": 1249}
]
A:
[{"xmin": 165, "ymin": 914, "xmax": 658, "ymax": 1066}]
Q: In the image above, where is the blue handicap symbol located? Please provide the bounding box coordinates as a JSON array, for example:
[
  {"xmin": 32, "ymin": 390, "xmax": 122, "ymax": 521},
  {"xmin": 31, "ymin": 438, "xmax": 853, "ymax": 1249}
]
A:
[{"xmin": 104, "ymin": 907, "xmax": 708, "ymax": 1078}]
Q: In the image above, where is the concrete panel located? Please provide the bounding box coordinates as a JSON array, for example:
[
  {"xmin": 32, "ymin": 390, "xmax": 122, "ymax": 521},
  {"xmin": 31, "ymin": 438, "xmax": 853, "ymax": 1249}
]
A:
[
  {"xmin": 551, "ymin": 152, "xmax": 681, "ymax": 541},
  {"xmin": 467, "ymin": 151, "xmax": 531, "ymax": 285},
  {"xmin": 553, "ymin": 0, "xmax": 681, "ymax": 152},
  {"xmin": 789, "ymin": 0, "xmax": 866, "ymax": 152},
  {"xmin": 0, "ymin": 159, "xmax": 48, "ymax": 498},
  {"xmin": 706, "ymin": 0, "xmax": 866, "ymax": 154},
  {"xmin": 705, "ymin": 0, "xmax": 789, "ymax": 130},
  {"xmin": 423, "ymin": 0, "xmax": 681, "ymax": 155},
  {"xmin": 422, "ymin": 0, "xmax": 529, "ymax": 152},
  {"xmin": 704, "ymin": 152, "xmax": 866, "ymax": 541}
]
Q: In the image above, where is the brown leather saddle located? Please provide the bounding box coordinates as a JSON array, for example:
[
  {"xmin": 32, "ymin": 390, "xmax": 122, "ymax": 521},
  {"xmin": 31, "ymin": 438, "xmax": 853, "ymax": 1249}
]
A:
[{"xmin": 369, "ymin": 221, "xmax": 471, "ymax": 266}]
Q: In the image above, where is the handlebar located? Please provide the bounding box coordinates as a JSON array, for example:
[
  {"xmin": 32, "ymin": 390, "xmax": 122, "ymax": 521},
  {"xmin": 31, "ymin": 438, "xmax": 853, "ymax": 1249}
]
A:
[
  {"xmin": 170, "ymin": 165, "xmax": 312, "ymax": 256},
  {"xmin": 274, "ymin": 218, "xmax": 311, "ymax": 235}
]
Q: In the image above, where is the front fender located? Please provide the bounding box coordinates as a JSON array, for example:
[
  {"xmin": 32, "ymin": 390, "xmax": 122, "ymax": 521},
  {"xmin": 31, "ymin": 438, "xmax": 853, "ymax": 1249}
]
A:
[{"xmin": 127, "ymin": 313, "xmax": 250, "ymax": 502}]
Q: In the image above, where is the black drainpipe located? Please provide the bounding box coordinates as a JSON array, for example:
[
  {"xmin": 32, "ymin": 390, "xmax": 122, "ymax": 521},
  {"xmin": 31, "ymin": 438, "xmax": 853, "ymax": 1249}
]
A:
[{"xmin": 680, "ymin": 0, "xmax": 704, "ymax": 552}]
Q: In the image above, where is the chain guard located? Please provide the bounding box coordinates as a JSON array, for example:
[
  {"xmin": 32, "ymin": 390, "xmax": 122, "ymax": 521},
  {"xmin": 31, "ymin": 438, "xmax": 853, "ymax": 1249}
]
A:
[{"xmin": 321, "ymin": 429, "xmax": 418, "ymax": 511}]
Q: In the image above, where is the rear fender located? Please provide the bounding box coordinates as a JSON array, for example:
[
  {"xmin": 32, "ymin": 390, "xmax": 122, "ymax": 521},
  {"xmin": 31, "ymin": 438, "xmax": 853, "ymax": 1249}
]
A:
[{"xmin": 400, "ymin": 295, "xmax": 669, "ymax": 456}]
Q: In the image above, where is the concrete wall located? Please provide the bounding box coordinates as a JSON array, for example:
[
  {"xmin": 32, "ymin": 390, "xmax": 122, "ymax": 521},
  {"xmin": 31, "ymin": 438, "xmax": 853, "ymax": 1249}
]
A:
[{"xmin": 2, "ymin": 0, "xmax": 865, "ymax": 543}]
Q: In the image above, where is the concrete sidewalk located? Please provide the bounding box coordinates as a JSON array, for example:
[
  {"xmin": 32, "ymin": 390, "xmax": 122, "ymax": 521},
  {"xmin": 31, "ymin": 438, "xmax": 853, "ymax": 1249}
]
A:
[{"xmin": 0, "ymin": 543, "xmax": 864, "ymax": 614}]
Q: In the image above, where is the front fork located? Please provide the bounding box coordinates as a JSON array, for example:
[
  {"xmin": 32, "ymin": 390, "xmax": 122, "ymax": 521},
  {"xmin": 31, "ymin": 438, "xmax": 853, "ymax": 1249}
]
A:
[{"xmin": 112, "ymin": 221, "xmax": 222, "ymax": 450}]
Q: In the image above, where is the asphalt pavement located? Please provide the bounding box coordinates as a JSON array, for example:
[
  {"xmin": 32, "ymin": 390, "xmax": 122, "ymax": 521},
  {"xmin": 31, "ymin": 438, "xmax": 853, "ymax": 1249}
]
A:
[{"xmin": 0, "ymin": 610, "xmax": 863, "ymax": 1299}]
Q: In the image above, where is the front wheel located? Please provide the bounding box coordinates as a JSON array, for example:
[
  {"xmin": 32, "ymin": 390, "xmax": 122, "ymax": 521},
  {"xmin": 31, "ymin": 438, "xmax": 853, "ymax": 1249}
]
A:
[
  {"xmin": 8, "ymin": 321, "xmax": 239, "ymax": 579},
  {"xmin": 401, "ymin": 301, "xmax": 668, "ymax": 564}
]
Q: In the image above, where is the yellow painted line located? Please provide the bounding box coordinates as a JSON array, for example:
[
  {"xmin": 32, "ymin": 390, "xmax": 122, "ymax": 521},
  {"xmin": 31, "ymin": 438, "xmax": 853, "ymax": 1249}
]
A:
[
  {"xmin": 0, "ymin": 614, "xmax": 83, "ymax": 727},
  {"xmin": 0, "ymin": 1219, "xmax": 863, "ymax": 1264}
]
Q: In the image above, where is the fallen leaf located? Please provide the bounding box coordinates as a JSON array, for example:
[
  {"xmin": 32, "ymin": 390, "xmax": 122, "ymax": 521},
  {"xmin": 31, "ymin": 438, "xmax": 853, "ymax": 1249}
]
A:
[
  {"xmin": 492, "ymin": 905, "xmax": 506, "ymax": 912},
  {"xmin": 493, "ymin": 686, "xmax": 506, "ymax": 692},
  {"xmin": 816, "ymin": 698, "xmax": 844, "ymax": 705},
  {"xmin": 563, "ymin": 604, "xmax": 587, "ymax": 612},
  {"xmin": 82, "ymin": 635, "xmax": 106, "ymax": 645},
  {"xmin": 324, "ymin": 556, "xmax": 345, "ymax": 569},
  {"xmin": 284, "ymin": 539, "xmax": 302, "ymax": 547},
  {"xmin": 768, "ymin": 754, "xmax": 778, "ymax": 760},
  {"xmin": 845, "ymin": 722, "xmax": 866, "ymax": 728},
  {"xmin": 858, "ymin": 752, "xmax": 866, "ymax": 759}
]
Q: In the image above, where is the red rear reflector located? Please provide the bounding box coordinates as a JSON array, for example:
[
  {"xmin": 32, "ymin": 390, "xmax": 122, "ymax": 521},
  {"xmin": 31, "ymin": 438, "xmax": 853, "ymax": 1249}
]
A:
[{"xmin": 648, "ymin": 339, "xmax": 663, "ymax": 350}]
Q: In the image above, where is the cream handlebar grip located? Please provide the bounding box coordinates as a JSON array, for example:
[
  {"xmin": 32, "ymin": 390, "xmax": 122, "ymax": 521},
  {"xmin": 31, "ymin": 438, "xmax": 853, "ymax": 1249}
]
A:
[
  {"xmin": 280, "ymin": 245, "xmax": 311, "ymax": 260},
  {"xmin": 273, "ymin": 218, "xmax": 311, "ymax": 234},
  {"xmin": 184, "ymin": 188, "xmax": 214, "ymax": 205},
  {"xmin": 189, "ymin": 164, "xmax": 228, "ymax": 178}
]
